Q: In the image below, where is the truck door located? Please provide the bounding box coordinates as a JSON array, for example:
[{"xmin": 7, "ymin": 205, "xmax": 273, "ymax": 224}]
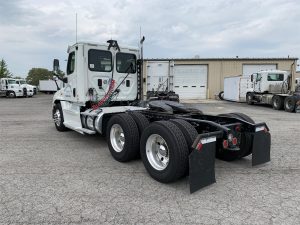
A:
[
  {"xmin": 254, "ymin": 73, "xmax": 262, "ymax": 92},
  {"xmin": 65, "ymin": 50, "xmax": 77, "ymax": 102}
]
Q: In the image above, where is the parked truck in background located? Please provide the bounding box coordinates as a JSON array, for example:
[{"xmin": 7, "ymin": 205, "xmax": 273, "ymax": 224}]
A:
[
  {"xmin": 51, "ymin": 39, "xmax": 271, "ymax": 193},
  {"xmin": 0, "ymin": 78, "xmax": 23, "ymax": 98},
  {"xmin": 15, "ymin": 79, "xmax": 35, "ymax": 97},
  {"xmin": 246, "ymin": 70, "xmax": 300, "ymax": 112},
  {"xmin": 39, "ymin": 80, "xmax": 63, "ymax": 94}
]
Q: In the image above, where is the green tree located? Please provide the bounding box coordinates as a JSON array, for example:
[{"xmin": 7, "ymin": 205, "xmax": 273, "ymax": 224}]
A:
[
  {"xmin": 26, "ymin": 68, "xmax": 53, "ymax": 86},
  {"xmin": 0, "ymin": 59, "xmax": 12, "ymax": 78}
]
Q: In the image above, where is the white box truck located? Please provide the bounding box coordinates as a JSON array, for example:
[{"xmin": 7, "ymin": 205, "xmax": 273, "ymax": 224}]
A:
[
  {"xmin": 223, "ymin": 76, "xmax": 252, "ymax": 102},
  {"xmin": 39, "ymin": 80, "xmax": 63, "ymax": 94}
]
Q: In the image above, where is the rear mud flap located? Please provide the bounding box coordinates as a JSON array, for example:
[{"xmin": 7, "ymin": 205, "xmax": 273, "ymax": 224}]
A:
[
  {"xmin": 189, "ymin": 141, "xmax": 216, "ymax": 193},
  {"xmin": 252, "ymin": 131, "xmax": 271, "ymax": 166}
]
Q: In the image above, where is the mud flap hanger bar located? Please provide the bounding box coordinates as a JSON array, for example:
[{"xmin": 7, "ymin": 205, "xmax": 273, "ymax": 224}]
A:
[{"xmin": 189, "ymin": 131, "xmax": 222, "ymax": 194}]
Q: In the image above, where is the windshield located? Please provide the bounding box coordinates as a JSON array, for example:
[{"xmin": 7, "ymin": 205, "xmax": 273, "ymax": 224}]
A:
[
  {"xmin": 20, "ymin": 80, "xmax": 26, "ymax": 84},
  {"xmin": 8, "ymin": 80, "xmax": 17, "ymax": 84},
  {"xmin": 116, "ymin": 53, "xmax": 136, "ymax": 73}
]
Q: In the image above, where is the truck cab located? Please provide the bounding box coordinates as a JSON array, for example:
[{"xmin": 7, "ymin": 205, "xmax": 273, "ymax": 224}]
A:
[
  {"xmin": 15, "ymin": 79, "xmax": 34, "ymax": 97},
  {"xmin": 53, "ymin": 41, "xmax": 139, "ymax": 105},
  {"xmin": 0, "ymin": 78, "xmax": 23, "ymax": 97},
  {"xmin": 251, "ymin": 70, "xmax": 290, "ymax": 94}
]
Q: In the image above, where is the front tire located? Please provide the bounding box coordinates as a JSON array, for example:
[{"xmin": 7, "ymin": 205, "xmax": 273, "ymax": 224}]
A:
[
  {"xmin": 7, "ymin": 91, "xmax": 16, "ymax": 98},
  {"xmin": 106, "ymin": 114, "xmax": 140, "ymax": 162},
  {"xmin": 272, "ymin": 95, "xmax": 283, "ymax": 110},
  {"xmin": 140, "ymin": 121, "xmax": 189, "ymax": 183},
  {"xmin": 246, "ymin": 93, "xmax": 254, "ymax": 105},
  {"xmin": 52, "ymin": 103, "xmax": 68, "ymax": 131}
]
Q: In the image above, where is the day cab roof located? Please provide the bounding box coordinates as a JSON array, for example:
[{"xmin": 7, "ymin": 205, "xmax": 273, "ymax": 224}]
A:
[
  {"xmin": 67, "ymin": 41, "xmax": 139, "ymax": 53},
  {"xmin": 256, "ymin": 70, "xmax": 289, "ymax": 74}
]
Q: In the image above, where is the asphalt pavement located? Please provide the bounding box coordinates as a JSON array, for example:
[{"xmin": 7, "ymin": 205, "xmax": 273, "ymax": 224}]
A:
[{"xmin": 0, "ymin": 94, "xmax": 299, "ymax": 225}]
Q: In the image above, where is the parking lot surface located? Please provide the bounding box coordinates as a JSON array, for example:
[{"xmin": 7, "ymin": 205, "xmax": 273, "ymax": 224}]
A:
[{"xmin": 0, "ymin": 94, "xmax": 299, "ymax": 225}]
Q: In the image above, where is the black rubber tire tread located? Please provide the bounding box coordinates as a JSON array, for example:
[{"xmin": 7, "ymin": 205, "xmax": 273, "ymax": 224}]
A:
[
  {"xmin": 106, "ymin": 113, "xmax": 140, "ymax": 162},
  {"xmin": 284, "ymin": 96, "xmax": 296, "ymax": 112},
  {"xmin": 52, "ymin": 102, "xmax": 68, "ymax": 132},
  {"xmin": 216, "ymin": 113, "xmax": 253, "ymax": 161},
  {"xmin": 272, "ymin": 95, "xmax": 284, "ymax": 110},
  {"xmin": 246, "ymin": 93, "xmax": 254, "ymax": 105},
  {"xmin": 140, "ymin": 121, "xmax": 189, "ymax": 183},
  {"xmin": 128, "ymin": 112, "xmax": 150, "ymax": 137},
  {"xmin": 218, "ymin": 91, "xmax": 224, "ymax": 100},
  {"xmin": 169, "ymin": 119, "xmax": 198, "ymax": 153}
]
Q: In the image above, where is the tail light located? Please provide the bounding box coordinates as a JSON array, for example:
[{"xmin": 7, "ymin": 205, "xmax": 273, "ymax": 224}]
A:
[
  {"xmin": 223, "ymin": 140, "xmax": 228, "ymax": 149},
  {"xmin": 232, "ymin": 137, "xmax": 238, "ymax": 145}
]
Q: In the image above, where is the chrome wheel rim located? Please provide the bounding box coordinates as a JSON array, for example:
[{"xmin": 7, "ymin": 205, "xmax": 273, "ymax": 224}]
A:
[
  {"xmin": 9, "ymin": 92, "xmax": 15, "ymax": 98},
  {"xmin": 110, "ymin": 124, "xmax": 125, "ymax": 152},
  {"xmin": 146, "ymin": 134, "xmax": 169, "ymax": 171},
  {"xmin": 53, "ymin": 109, "xmax": 61, "ymax": 126}
]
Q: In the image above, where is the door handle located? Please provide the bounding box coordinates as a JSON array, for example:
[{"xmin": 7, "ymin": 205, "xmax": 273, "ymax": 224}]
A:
[{"xmin": 73, "ymin": 88, "xmax": 76, "ymax": 97}]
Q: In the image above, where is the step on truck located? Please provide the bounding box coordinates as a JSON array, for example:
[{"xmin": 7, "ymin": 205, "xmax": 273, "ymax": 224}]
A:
[
  {"xmin": 246, "ymin": 70, "xmax": 300, "ymax": 112},
  {"xmin": 52, "ymin": 39, "xmax": 271, "ymax": 193}
]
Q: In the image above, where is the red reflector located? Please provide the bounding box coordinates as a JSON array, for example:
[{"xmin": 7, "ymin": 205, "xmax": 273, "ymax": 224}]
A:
[
  {"xmin": 232, "ymin": 137, "xmax": 238, "ymax": 145},
  {"xmin": 223, "ymin": 140, "xmax": 228, "ymax": 149},
  {"xmin": 196, "ymin": 142, "xmax": 203, "ymax": 151}
]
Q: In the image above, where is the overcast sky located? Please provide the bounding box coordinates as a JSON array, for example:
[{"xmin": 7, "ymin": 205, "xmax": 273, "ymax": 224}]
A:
[{"xmin": 0, "ymin": 0, "xmax": 299, "ymax": 77}]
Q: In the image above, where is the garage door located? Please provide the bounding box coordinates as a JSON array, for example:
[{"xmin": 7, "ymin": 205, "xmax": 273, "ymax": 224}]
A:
[
  {"xmin": 146, "ymin": 61, "xmax": 169, "ymax": 91},
  {"xmin": 173, "ymin": 65, "xmax": 207, "ymax": 99},
  {"xmin": 243, "ymin": 64, "xmax": 277, "ymax": 76}
]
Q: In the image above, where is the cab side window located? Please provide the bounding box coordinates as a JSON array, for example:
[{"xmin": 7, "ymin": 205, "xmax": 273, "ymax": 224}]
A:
[{"xmin": 67, "ymin": 52, "xmax": 75, "ymax": 75}]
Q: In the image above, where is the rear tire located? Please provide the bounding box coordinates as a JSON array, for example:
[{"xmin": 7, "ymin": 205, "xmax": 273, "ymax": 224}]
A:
[
  {"xmin": 272, "ymin": 95, "xmax": 284, "ymax": 110},
  {"xmin": 128, "ymin": 112, "xmax": 149, "ymax": 137},
  {"xmin": 140, "ymin": 121, "xmax": 189, "ymax": 183},
  {"xmin": 284, "ymin": 96, "xmax": 296, "ymax": 112},
  {"xmin": 52, "ymin": 103, "xmax": 68, "ymax": 132},
  {"xmin": 106, "ymin": 114, "xmax": 140, "ymax": 162},
  {"xmin": 169, "ymin": 119, "xmax": 198, "ymax": 153},
  {"xmin": 216, "ymin": 113, "xmax": 254, "ymax": 161}
]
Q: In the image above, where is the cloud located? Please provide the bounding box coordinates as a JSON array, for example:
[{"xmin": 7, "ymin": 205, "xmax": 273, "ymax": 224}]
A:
[{"xmin": 0, "ymin": 0, "xmax": 299, "ymax": 77}]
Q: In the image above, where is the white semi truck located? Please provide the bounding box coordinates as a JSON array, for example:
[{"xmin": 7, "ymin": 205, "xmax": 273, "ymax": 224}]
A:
[
  {"xmin": 15, "ymin": 79, "xmax": 35, "ymax": 97},
  {"xmin": 246, "ymin": 70, "xmax": 300, "ymax": 112},
  {"xmin": 0, "ymin": 78, "xmax": 23, "ymax": 97},
  {"xmin": 51, "ymin": 39, "xmax": 271, "ymax": 193}
]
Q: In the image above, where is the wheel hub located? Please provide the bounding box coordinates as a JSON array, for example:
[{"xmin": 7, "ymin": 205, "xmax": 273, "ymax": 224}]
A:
[
  {"xmin": 146, "ymin": 134, "xmax": 169, "ymax": 171},
  {"xmin": 110, "ymin": 124, "xmax": 125, "ymax": 152},
  {"xmin": 53, "ymin": 109, "xmax": 61, "ymax": 126}
]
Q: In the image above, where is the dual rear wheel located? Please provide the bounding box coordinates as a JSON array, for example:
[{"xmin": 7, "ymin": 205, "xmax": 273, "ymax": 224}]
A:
[{"xmin": 106, "ymin": 113, "xmax": 197, "ymax": 183}]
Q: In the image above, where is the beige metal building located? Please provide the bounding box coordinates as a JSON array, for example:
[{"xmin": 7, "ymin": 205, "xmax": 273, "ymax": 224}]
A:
[{"xmin": 143, "ymin": 58, "xmax": 298, "ymax": 100}]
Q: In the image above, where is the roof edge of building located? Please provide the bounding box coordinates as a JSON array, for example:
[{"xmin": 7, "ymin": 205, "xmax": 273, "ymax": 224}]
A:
[{"xmin": 144, "ymin": 57, "xmax": 298, "ymax": 61}]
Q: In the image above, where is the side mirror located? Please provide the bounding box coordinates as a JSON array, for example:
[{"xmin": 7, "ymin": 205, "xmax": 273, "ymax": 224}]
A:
[{"xmin": 53, "ymin": 59, "xmax": 60, "ymax": 73}]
